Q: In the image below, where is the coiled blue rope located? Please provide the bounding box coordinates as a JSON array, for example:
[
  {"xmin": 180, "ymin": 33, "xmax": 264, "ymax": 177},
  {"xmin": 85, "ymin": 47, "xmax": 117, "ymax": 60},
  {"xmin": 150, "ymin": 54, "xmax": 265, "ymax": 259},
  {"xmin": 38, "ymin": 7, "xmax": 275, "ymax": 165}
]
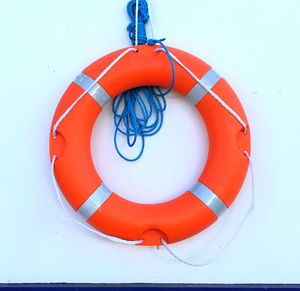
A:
[
  {"xmin": 127, "ymin": 0, "xmax": 149, "ymax": 45},
  {"xmin": 112, "ymin": 0, "xmax": 175, "ymax": 161}
]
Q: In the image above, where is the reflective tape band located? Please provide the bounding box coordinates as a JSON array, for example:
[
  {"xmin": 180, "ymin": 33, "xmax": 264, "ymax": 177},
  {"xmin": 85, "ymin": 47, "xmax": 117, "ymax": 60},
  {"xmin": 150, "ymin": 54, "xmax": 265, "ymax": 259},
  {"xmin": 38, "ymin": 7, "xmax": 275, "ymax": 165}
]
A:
[
  {"xmin": 186, "ymin": 68, "xmax": 221, "ymax": 105},
  {"xmin": 77, "ymin": 184, "xmax": 112, "ymax": 220},
  {"xmin": 189, "ymin": 181, "xmax": 227, "ymax": 217},
  {"xmin": 74, "ymin": 72, "xmax": 111, "ymax": 108}
]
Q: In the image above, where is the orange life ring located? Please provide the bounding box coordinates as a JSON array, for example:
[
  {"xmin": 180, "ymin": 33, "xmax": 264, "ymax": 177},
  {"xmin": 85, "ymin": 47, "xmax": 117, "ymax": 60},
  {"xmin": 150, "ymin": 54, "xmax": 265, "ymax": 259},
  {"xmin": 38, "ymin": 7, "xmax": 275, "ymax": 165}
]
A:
[{"xmin": 49, "ymin": 45, "xmax": 251, "ymax": 246}]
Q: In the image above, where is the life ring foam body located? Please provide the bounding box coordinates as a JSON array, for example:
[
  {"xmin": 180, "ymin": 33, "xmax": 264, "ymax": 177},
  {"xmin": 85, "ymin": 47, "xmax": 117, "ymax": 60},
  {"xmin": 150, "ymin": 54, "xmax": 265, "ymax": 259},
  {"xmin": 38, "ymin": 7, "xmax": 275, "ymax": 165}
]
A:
[{"xmin": 50, "ymin": 45, "xmax": 251, "ymax": 246}]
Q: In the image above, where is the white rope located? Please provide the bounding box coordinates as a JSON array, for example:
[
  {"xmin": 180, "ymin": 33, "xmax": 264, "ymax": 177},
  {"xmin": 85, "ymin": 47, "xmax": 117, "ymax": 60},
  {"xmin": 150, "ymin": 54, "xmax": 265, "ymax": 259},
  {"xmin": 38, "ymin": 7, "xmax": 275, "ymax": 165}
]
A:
[
  {"xmin": 52, "ymin": 47, "xmax": 137, "ymax": 138},
  {"xmin": 154, "ymin": 48, "xmax": 247, "ymax": 133},
  {"xmin": 161, "ymin": 238, "xmax": 213, "ymax": 267},
  {"xmin": 51, "ymin": 155, "xmax": 143, "ymax": 245},
  {"xmin": 161, "ymin": 151, "xmax": 254, "ymax": 266},
  {"xmin": 135, "ymin": 0, "xmax": 139, "ymax": 46}
]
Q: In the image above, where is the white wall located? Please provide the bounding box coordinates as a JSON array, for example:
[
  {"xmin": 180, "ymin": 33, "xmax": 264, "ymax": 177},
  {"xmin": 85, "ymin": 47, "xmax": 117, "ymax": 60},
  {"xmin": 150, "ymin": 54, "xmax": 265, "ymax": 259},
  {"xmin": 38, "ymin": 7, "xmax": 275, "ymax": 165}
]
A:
[{"xmin": 0, "ymin": 0, "xmax": 299, "ymax": 283}]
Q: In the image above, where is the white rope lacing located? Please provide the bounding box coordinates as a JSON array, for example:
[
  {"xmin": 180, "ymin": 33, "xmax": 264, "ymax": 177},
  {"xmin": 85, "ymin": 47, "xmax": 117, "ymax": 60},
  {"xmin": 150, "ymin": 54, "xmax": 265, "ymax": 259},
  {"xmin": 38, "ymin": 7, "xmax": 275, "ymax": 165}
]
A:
[
  {"xmin": 52, "ymin": 47, "xmax": 138, "ymax": 138},
  {"xmin": 154, "ymin": 48, "xmax": 247, "ymax": 133},
  {"xmin": 134, "ymin": 0, "xmax": 139, "ymax": 46},
  {"xmin": 161, "ymin": 151, "xmax": 254, "ymax": 266},
  {"xmin": 50, "ymin": 47, "xmax": 143, "ymax": 244},
  {"xmin": 50, "ymin": 32, "xmax": 252, "ymax": 253}
]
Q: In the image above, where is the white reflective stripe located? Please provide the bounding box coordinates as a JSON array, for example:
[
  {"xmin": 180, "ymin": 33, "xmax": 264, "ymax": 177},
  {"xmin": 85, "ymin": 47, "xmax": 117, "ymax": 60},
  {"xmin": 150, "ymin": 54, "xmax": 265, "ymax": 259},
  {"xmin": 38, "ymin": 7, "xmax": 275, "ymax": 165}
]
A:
[
  {"xmin": 77, "ymin": 184, "xmax": 112, "ymax": 220},
  {"xmin": 186, "ymin": 69, "xmax": 221, "ymax": 105},
  {"xmin": 201, "ymin": 69, "xmax": 221, "ymax": 90},
  {"xmin": 74, "ymin": 72, "xmax": 111, "ymax": 108},
  {"xmin": 185, "ymin": 84, "xmax": 207, "ymax": 105},
  {"xmin": 189, "ymin": 181, "xmax": 227, "ymax": 217}
]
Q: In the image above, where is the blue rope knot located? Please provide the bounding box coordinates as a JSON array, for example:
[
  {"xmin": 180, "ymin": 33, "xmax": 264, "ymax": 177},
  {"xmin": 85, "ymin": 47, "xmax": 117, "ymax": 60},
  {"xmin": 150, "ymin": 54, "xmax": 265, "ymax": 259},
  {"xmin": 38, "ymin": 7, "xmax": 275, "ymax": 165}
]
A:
[{"xmin": 112, "ymin": 0, "xmax": 175, "ymax": 161}]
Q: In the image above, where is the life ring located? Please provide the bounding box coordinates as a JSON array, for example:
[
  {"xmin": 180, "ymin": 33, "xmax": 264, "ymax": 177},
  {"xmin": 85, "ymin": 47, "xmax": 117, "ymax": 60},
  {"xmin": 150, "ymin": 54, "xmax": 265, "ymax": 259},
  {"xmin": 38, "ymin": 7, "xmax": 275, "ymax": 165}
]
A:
[{"xmin": 49, "ymin": 45, "xmax": 251, "ymax": 246}]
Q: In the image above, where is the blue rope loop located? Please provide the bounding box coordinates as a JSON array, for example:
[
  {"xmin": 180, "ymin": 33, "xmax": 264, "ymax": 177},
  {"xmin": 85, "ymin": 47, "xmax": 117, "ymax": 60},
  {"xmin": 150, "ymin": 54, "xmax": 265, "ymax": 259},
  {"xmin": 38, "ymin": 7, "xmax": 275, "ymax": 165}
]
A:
[{"xmin": 112, "ymin": 0, "xmax": 175, "ymax": 161}]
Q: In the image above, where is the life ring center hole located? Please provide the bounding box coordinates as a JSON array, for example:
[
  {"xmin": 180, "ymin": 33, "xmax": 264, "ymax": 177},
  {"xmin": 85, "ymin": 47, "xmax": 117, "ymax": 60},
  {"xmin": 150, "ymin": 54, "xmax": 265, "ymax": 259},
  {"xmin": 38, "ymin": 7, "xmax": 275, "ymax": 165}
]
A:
[{"xmin": 91, "ymin": 91, "xmax": 208, "ymax": 204}]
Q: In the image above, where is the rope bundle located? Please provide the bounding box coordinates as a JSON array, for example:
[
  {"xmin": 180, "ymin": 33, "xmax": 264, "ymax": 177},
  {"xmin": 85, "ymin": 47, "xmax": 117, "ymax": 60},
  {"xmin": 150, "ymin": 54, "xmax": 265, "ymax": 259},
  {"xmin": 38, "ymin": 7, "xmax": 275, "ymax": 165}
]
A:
[{"xmin": 112, "ymin": 0, "xmax": 175, "ymax": 161}]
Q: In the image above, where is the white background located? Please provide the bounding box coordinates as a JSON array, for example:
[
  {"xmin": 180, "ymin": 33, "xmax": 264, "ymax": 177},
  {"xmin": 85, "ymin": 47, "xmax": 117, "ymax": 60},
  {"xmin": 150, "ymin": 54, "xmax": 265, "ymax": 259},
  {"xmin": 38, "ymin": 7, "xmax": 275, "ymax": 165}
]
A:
[{"xmin": 0, "ymin": 0, "xmax": 299, "ymax": 284}]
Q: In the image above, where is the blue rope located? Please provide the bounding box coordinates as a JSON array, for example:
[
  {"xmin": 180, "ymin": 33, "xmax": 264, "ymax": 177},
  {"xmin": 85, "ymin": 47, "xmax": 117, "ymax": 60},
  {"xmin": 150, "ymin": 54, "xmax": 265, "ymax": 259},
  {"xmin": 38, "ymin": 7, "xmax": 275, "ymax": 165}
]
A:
[
  {"xmin": 112, "ymin": 0, "xmax": 175, "ymax": 161},
  {"xmin": 127, "ymin": 0, "xmax": 149, "ymax": 45}
]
